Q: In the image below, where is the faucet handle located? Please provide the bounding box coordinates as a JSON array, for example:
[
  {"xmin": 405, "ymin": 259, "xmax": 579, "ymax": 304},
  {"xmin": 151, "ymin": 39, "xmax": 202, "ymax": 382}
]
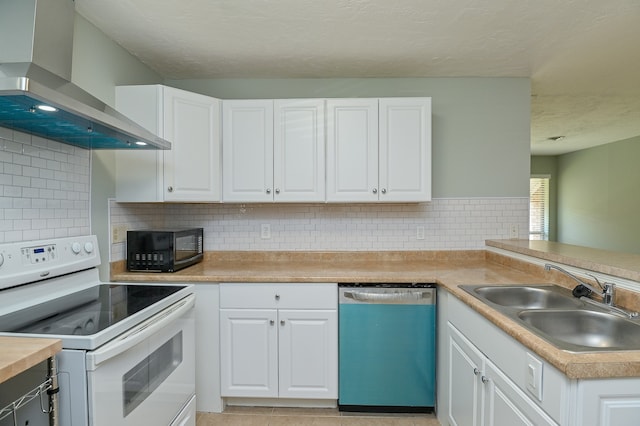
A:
[{"xmin": 586, "ymin": 273, "xmax": 604, "ymax": 290}]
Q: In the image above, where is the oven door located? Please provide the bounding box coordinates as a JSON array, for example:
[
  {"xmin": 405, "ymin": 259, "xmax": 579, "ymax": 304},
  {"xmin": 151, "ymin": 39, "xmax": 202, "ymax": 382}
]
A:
[{"xmin": 85, "ymin": 294, "xmax": 195, "ymax": 426}]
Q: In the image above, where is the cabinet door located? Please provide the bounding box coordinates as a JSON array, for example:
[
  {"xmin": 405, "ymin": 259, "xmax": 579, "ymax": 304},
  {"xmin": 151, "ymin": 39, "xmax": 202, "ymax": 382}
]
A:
[
  {"xmin": 219, "ymin": 309, "xmax": 278, "ymax": 398},
  {"xmin": 274, "ymin": 99, "xmax": 325, "ymax": 202},
  {"xmin": 484, "ymin": 360, "xmax": 557, "ymax": 426},
  {"xmin": 222, "ymin": 100, "xmax": 274, "ymax": 202},
  {"xmin": 326, "ymin": 99, "xmax": 379, "ymax": 202},
  {"xmin": 448, "ymin": 324, "xmax": 484, "ymax": 426},
  {"xmin": 163, "ymin": 87, "xmax": 221, "ymax": 201},
  {"xmin": 115, "ymin": 85, "xmax": 164, "ymax": 202},
  {"xmin": 379, "ymin": 98, "xmax": 431, "ymax": 202},
  {"xmin": 576, "ymin": 378, "xmax": 640, "ymax": 426},
  {"xmin": 278, "ymin": 309, "xmax": 338, "ymax": 399},
  {"xmin": 115, "ymin": 85, "xmax": 221, "ymax": 202}
]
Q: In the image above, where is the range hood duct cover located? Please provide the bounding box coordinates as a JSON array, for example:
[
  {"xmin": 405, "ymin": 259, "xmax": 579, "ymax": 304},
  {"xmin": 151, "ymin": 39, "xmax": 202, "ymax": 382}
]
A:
[{"xmin": 0, "ymin": 0, "xmax": 170, "ymax": 150}]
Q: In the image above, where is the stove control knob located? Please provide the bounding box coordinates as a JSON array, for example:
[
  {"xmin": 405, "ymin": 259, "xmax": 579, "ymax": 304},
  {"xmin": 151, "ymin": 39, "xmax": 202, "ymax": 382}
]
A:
[
  {"xmin": 0, "ymin": 253, "xmax": 4, "ymax": 267},
  {"xmin": 71, "ymin": 242, "xmax": 82, "ymax": 254},
  {"xmin": 84, "ymin": 242, "xmax": 94, "ymax": 254}
]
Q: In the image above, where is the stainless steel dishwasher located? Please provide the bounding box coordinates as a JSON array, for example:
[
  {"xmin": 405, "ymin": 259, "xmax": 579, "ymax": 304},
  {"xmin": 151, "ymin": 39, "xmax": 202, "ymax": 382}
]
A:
[{"xmin": 338, "ymin": 283, "xmax": 436, "ymax": 412}]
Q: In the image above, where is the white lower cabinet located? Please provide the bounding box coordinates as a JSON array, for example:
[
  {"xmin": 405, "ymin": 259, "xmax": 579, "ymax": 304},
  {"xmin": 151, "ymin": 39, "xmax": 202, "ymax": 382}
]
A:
[
  {"xmin": 448, "ymin": 323, "xmax": 484, "ymax": 425},
  {"xmin": 219, "ymin": 308, "xmax": 278, "ymax": 397},
  {"xmin": 448, "ymin": 324, "xmax": 556, "ymax": 426},
  {"xmin": 440, "ymin": 291, "xmax": 640, "ymax": 426},
  {"xmin": 440, "ymin": 292, "xmax": 565, "ymax": 426},
  {"xmin": 193, "ymin": 284, "xmax": 223, "ymax": 413},
  {"xmin": 277, "ymin": 309, "xmax": 337, "ymax": 398},
  {"xmin": 575, "ymin": 379, "xmax": 640, "ymax": 426},
  {"xmin": 219, "ymin": 283, "xmax": 338, "ymax": 401}
]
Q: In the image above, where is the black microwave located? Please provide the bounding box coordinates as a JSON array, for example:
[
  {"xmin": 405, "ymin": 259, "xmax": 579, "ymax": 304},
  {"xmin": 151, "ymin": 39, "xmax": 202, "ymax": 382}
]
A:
[{"xmin": 127, "ymin": 228, "xmax": 203, "ymax": 272}]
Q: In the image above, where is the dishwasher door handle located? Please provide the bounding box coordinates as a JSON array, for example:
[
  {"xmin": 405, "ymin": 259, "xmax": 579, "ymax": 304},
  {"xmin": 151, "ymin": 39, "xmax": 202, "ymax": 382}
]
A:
[{"xmin": 343, "ymin": 290, "xmax": 433, "ymax": 304}]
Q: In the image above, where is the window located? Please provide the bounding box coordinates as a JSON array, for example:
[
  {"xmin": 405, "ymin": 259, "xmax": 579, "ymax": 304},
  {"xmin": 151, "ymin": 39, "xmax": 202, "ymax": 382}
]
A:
[{"xmin": 530, "ymin": 176, "xmax": 550, "ymax": 240}]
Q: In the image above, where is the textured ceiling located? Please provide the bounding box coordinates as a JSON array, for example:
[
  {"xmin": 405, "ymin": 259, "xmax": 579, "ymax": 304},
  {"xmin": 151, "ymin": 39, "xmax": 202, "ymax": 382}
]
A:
[{"xmin": 75, "ymin": 0, "xmax": 640, "ymax": 155}]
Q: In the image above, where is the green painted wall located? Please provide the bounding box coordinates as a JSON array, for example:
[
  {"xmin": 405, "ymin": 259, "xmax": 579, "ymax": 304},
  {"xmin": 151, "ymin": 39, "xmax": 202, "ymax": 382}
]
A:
[
  {"xmin": 69, "ymin": 15, "xmax": 531, "ymax": 275},
  {"xmin": 530, "ymin": 156, "xmax": 558, "ymax": 241},
  {"xmin": 557, "ymin": 135, "xmax": 640, "ymax": 254},
  {"xmin": 72, "ymin": 15, "xmax": 162, "ymax": 279},
  {"xmin": 168, "ymin": 77, "xmax": 531, "ymax": 198}
]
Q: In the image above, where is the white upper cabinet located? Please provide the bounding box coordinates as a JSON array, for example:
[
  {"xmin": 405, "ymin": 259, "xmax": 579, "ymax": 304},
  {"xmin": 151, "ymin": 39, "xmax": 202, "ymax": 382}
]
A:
[
  {"xmin": 326, "ymin": 97, "xmax": 431, "ymax": 203},
  {"xmin": 115, "ymin": 92, "xmax": 430, "ymax": 204},
  {"xmin": 379, "ymin": 98, "xmax": 432, "ymax": 202},
  {"xmin": 115, "ymin": 85, "xmax": 221, "ymax": 202},
  {"xmin": 222, "ymin": 100, "xmax": 274, "ymax": 202},
  {"xmin": 274, "ymin": 99, "xmax": 325, "ymax": 202},
  {"xmin": 222, "ymin": 99, "xmax": 325, "ymax": 202},
  {"xmin": 326, "ymin": 99, "xmax": 379, "ymax": 202}
]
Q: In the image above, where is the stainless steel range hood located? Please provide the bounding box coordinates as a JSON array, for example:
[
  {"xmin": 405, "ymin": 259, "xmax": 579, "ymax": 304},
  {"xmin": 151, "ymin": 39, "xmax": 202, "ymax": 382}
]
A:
[{"xmin": 0, "ymin": 0, "xmax": 170, "ymax": 150}]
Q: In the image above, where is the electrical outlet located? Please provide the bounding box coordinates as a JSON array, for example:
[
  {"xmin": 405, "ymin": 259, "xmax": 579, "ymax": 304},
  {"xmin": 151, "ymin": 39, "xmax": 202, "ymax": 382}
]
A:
[
  {"xmin": 417, "ymin": 226, "xmax": 425, "ymax": 240},
  {"xmin": 509, "ymin": 224, "xmax": 519, "ymax": 239},
  {"xmin": 261, "ymin": 224, "xmax": 271, "ymax": 239},
  {"xmin": 112, "ymin": 224, "xmax": 127, "ymax": 243}
]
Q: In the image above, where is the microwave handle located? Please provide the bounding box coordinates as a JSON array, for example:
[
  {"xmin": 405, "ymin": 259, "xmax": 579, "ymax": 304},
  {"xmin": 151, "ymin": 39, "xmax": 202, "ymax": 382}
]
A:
[{"xmin": 86, "ymin": 294, "xmax": 195, "ymax": 369}]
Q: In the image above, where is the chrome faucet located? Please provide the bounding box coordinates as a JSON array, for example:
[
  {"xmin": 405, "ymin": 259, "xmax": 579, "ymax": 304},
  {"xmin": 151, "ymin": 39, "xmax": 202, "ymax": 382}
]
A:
[
  {"xmin": 544, "ymin": 263, "xmax": 615, "ymax": 306},
  {"xmin": 544, "ymin": 263, "xmax": 638, "ymax": 319}
]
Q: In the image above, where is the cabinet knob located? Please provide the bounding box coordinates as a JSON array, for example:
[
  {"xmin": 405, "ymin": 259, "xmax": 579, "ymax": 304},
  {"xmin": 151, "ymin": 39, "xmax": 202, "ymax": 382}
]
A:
[
  {"xmin": 266, "ymin": 188, "xmax": 271, "ymax": 194},
  {"xmin": 481, "ymin": 376, "xmax": 490, "ymax": 384},
  {"xmin": 372, "ymin": 188, "xmax": 378, "ymax": 194},
  {"xmin": 280, "ymin": 320, "xmax": 285, "ymax": 326},
  {"xmin": 167, "ymin": 186, "xmax": 174, "ymax": 193},
  {"xmin": 381, "ymin": 188, "xmax": 387, "ymax": 194},
  {"xmin": 275, "ymin": 188, "xmax": 280, "ymax": 194},
  {"xmin": 473, "ymin": 368, "xmax": 480, "ymax": 376},
  {"xmin": 275, "ymin": 294, "xmax": 280, "ymax": 300},
  {"xmin": 270, "ymin": 320, "xmax": 275, "ymax": 326}
]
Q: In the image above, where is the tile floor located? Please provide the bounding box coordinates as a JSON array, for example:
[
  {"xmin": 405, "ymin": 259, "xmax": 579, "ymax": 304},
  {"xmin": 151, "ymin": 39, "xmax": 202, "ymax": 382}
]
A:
[{"xmin": 196, "ymin": 407, "xmax": 441, "ymax": 426}]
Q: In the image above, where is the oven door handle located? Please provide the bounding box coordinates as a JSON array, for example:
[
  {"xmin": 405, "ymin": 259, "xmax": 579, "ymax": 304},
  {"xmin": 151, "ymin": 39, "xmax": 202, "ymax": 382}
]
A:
[{"xmin": 86, "ymin": 294, "xmax": 195, "ymax": 369}]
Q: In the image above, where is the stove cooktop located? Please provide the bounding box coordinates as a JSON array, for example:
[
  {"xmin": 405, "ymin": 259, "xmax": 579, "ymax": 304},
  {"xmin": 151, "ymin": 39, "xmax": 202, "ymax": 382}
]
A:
[
  {"xmin": 0, "ymin": 284, "xmax": 185, "ymax": 336},
  {"xmin": 0, "ymin": 236, "xmax": 194, "ymax": 350}
]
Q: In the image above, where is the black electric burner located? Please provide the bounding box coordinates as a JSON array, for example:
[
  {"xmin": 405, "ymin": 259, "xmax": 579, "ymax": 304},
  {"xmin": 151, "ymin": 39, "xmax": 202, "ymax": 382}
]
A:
[{"xmin": 0, "ymin": 284, "xmax": 185, "ymax": 336}]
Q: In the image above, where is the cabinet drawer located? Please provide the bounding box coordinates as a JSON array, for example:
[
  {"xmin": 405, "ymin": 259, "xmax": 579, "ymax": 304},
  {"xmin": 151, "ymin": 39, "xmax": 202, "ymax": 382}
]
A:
[{"xmin": 220, "ymin": 283, "xmax": 337, "ymax": 309}]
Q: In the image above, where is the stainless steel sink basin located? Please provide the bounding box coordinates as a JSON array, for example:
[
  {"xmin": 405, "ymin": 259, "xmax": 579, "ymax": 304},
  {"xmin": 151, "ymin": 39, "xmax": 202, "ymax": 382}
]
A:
[
  {"xmin": 462, "ymin": 285, "xmax": 583, "ymax": 310},
  {"xmin": 460, "ymin": 284, "xmax": 640, "ymax": 352},
  {"xmin": 518, "ymin": 309, "xmax": 640, "ymax": 351}
]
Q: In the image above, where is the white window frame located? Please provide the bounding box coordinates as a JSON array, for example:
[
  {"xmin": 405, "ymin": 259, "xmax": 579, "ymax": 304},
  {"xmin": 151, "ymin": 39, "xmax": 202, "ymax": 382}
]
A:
[{"xmin": 530, "ymin": 175, "xmax": 550, "ymax": 240}]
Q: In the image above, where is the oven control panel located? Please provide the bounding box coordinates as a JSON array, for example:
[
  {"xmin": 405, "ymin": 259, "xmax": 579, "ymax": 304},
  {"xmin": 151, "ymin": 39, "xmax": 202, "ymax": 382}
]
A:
[
  {"xmin": 22, "ymin": 244, "xmax": 57, "ymax": 264},
  {"xmin": 0, "ymin": 235, "xmax": 100, "ymax": 291}
]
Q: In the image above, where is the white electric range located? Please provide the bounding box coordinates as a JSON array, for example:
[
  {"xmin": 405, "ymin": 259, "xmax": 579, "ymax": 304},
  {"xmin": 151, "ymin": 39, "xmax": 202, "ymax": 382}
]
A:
[{"xmin": 0, "ymin": 235, "xmax": 196, "ymax": 426}]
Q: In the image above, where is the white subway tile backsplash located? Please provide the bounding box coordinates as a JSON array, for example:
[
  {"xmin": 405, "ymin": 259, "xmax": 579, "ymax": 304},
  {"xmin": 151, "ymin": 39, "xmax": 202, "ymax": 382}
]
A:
[
  {"xmin": 109, "ymin": 197, "xmax": 529, "ymax": 261},
  {"xmin": 0, "ymin": 128, "xmax": 90, "ymax": 242}
]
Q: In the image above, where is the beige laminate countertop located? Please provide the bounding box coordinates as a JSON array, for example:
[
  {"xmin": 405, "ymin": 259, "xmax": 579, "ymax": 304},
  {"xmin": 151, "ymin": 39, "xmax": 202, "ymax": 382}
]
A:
[
  {"xmin": 111, "ymin": 249, "xmax": 640, "ymax": 381},
  {"xmin": 0, "ymin": 337, "xmax": 61, "ymax": 384},
  {"xmin": 487, "ymin": 239, "xmax": 640, "ymax": 282}
]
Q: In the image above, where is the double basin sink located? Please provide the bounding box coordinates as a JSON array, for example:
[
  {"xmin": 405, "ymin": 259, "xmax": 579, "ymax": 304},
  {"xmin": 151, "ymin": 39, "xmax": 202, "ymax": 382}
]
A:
[{"xmin": 460, "ymin": 284, "xmax": 640, "ymax": 352}]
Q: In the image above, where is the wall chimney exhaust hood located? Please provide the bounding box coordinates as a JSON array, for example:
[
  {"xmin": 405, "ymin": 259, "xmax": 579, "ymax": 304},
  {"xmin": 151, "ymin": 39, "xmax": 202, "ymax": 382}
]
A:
[{"xmin": 0, "ymin": 0, "xmax": 171, "ymax": 150}]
